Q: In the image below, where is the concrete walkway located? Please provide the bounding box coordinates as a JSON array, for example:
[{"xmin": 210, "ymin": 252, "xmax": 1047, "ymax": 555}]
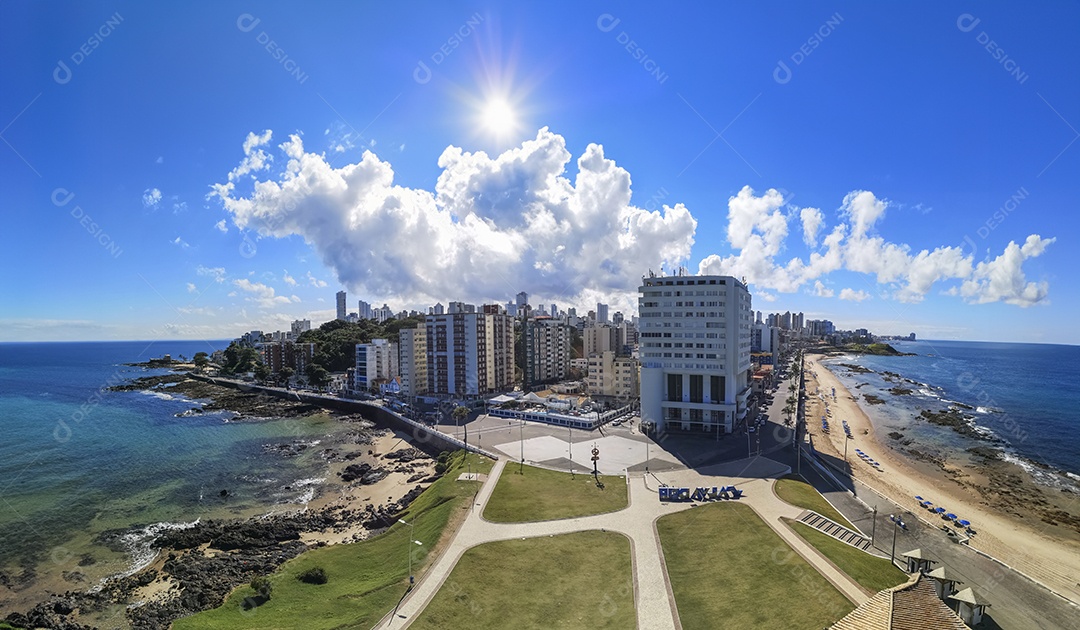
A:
[{"xmin": 375, "ymin": 456, "xmax": 870, "ymax": 629}]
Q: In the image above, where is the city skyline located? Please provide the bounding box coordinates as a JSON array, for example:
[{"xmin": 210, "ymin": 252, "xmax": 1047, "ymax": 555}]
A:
[{"xmin": 2, "ymin": 3, "xmax": 1077, "ymax": 344}]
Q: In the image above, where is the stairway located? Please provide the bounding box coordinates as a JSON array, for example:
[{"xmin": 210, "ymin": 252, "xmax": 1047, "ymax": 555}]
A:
[{"xmin": 796, "ymin": 509, "xmax": 875, "ymax": 552}]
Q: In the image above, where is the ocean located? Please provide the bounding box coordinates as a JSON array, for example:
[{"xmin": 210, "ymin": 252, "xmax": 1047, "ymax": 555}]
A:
[
  {"xmin": 0, "ymin": 341, "xmax": 347, "ymax": 584},
  {"xmin": 820, "ymin": 339, "xmax": 1080, "ymax": 488}
]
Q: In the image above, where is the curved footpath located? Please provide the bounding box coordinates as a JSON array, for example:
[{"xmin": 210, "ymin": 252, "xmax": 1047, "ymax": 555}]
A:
[{"xmin": 374, "ymin": 456, "xmax": 869, "ymax": 629}]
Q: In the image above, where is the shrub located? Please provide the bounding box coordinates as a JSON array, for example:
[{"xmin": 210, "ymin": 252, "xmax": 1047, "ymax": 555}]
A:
[
  {"xmin": 250, "ymin": 576, "xmax": 273, "ymax": 600},
  {"xmin": 298, "ymin": 567, "xmax": 328, "ymax": 584}
]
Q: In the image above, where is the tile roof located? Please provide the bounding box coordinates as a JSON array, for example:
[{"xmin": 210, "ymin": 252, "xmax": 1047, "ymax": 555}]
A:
[{"xmin": 830, "ymin": 573, "xmax": 969, "ymax": 630}]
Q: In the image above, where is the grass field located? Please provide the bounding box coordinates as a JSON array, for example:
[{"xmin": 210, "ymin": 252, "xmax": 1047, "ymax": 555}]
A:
[
  {"xmin": 482, "ymin": 463, "xmax": 627, "ymax": 523},
  {"xmin": 173, "ymin": 451, "xmax": 492, "ymax": 630},
  {"xmin": 411, "ymin": 530, "xmax": 635, "ymax": 629},
  {"xmin": 774, "ymin": 475, "xmax": 857, "ymax": 530},
  {"xmin": 657, "ymin": 502, "xmax": 854, "ymax": 629},
  {"xmin": 789, "ymin": 521, "xmax": 907, "ymax": 593}
]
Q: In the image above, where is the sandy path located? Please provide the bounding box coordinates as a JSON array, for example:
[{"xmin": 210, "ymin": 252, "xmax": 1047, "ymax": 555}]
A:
[{"xmin": 805, "ymin": 354, "xmax": 1080, "ymax": 603}]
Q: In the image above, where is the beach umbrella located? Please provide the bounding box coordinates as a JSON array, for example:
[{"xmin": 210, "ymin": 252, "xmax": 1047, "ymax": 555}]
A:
[
  {"xmin": 957, "ymin": 519, "xmax": 971, "ymax": 527},
  {"xmin": 915, "ymin": 495, "xmax": 924, "ymax": 501},
  {"xmin": 934, "ymin": 507, "xmax": 946, "ymax": 514},
  {"xmin": 946, "ymin": 513, "xmax": 957, "ymax": 520}
]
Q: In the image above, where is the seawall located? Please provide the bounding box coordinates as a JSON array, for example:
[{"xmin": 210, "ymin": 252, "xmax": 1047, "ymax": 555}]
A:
[{"xmin": 188, "ymin": 374, "xmax": 500, "ymax": 461}]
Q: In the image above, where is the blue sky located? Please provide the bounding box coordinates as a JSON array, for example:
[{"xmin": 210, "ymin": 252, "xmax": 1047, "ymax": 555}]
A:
[{"xmin": 1, "ymin": 2, "xmax": 1077, "ymax": 343}]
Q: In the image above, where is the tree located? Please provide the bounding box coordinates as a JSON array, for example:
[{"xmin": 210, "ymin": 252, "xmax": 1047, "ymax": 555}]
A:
[
  {"xmin": 306, "ymin": 363, "xmax": 330, "ymax": 390},
  {"xmin": 254, "ymin": 363, "xmax": 271, "ymax": 383},
  {"xmin": 279, "ymin": 366, "xmax": 294, "ymax": 385},
  {"xmin": 193, "ymin": 352, "xmax": 209, "ymax": 370},
  {"xmin": 452, "ymin": 405, "xmax": 470, "ymax": 425}
]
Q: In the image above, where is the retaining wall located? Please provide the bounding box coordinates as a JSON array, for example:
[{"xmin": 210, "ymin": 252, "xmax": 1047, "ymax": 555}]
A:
[{"xmin": 188, "ymin": 374, "xmax": 499, "ymax": 460}]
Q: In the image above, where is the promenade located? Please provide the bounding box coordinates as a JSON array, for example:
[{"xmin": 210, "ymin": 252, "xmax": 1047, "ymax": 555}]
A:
[{"xmin": 374, "ymin": 455, "xmax": 870, "ymax": 629}]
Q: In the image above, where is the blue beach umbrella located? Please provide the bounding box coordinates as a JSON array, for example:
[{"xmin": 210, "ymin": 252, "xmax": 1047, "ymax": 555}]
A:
[
  {"xmin": 958, "ymin": 519, "xmax": 971, "ymax": 527},
  {"xmin": 934, "ymin": 507, "xmax": 946, "ymax": 514},
  {"xmin": 915, "ymin": 495, "xmax": 924, "ymax": 501},
  {"xmin": 946, "ymin": 513, "xmax": 957, "ymax": 520}
]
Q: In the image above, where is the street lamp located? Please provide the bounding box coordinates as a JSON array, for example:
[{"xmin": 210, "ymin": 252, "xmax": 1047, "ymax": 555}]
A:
[
  {"xmin": 888, "ymin": 514, "xmax": 905, "ymax": 565},
  {"xmin": 397, "ymin": 519, "xmax": 423, "ymax": 585}
]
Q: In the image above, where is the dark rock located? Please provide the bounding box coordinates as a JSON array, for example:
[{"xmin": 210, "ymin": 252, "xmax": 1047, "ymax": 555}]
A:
[{"xmin": 340, "ymin": 462, "xmax": 372, "ymax": 482}]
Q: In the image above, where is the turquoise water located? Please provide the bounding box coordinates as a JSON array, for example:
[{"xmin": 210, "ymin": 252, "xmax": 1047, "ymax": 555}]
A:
[
  {"xmin": 822, "ymin": 339, "xmax": 1080, "ymax": 486},
  {"xmin": 0, "ymin": 341, "xmax": 340, "ymax": 574}
]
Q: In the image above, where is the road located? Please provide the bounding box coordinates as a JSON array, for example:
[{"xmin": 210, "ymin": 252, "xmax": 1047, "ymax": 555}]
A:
[{"xmin": 784, "ymin": 448, "xmax": 1080, "ymax": 629}]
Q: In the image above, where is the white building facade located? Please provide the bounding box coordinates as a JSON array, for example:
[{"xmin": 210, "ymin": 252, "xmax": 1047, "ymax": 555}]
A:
[
  {"xmin": 355, "ymin": 338, "xmax": 398, "ymax": 393},
  {"xmin": 638, "ymin": 273, "xmax": 753, "ymax": 435}
]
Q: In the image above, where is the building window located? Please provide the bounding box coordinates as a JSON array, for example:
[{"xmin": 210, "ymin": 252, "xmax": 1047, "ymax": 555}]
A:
[{"xmin": 667, "ymin": 373, "xmax": 682, "ymax": 402}]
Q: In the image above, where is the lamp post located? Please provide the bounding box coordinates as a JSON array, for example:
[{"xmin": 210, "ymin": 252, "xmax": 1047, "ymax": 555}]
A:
[
  {"xmin": 397, "ymin": 519, "xmax": 423, "ymax": 585},
  {"xmin": 888, "ymin": 514, "xmax": 905, "ymax": 565},
  {"xmin": 519, "ymin": 417, "xmax": 524, "ymax": 474},
  {"xmin": 569, "ymin": 426, "xmax": 574, "ymax": 478}
]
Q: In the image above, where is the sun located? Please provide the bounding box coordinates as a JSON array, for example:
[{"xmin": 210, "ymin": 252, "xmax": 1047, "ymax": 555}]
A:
[{"xmin": 481, "ymin": 98, "xmax": 517, "ymax": 137}]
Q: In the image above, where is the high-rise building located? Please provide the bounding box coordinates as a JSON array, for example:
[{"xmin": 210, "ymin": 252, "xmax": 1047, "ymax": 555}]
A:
[
  {"xmin": 398, "ymin": 326, "xmax": 428, "ymax": 399},
  {"xmin": 262, "ymin": 341, "xmax": 315, "ymax": 375},
  {"xmin": 638, "ymin": 273, "xmax": 753, "ymax": 435},
  {"xmin": 355, "ymin": 339, "xmax": 397, "ymax": 393},
  {"xmin": 516, "ymin": 291, "xmax": 528, "ymax": 310},
  {"xmin": 358, "ymin": 300, "xmax": 373, "ymax": 320},
  {"xmin": 372, "ymin": 304, "xmax": 394, "ymax": 322},
  {"xmin": 291, "ymin": 319, "xmax": 311, "ymax": 337},
  {"xmin": 523, "ymin": 318, "xmax": 572, "ymax": 390},
  {"xmin": 584, "ymin": 324, "xmax": 618, "ymax": 356},
  {"xmin": 426, "ymin": 308, "xmax": 513, "ymax": 396},
  {"xmin": 586, "ymin": 351, "xmax": 639, "ymax": 400},
  {"xmin": 596, "ymin": 302, "xmax": 609, "ymax": 324},
  {"xmin": 336, "ymin": 291, "xmax": 347, "ymax": 321},
  {"xmin": 550, "ymin": 303, "xmax": 558, "ymax": 319}
]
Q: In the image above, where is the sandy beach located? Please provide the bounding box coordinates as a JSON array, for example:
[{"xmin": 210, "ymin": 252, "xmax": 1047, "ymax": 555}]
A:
[{"xmin": 804, "ymin": 353, "xmax": 1080, "ymax": 603}]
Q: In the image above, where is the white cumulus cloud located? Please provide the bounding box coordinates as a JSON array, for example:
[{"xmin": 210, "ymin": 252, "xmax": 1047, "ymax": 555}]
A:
[
  {"xmin": 143, "ymin": 188, "xmax": 162, "ymax": 208},
  {"xmin": 813, "ymin": 280, "xmax": 834, "ymax": 297},
  {"xmin": 839, "ymin": 288, "xmax": 871, "ymax": 302},
  {"xmin": 233, "ymin": 278, "xmax": 293, "ymax": 309},
  {"xmin": 214, "ymin": 219, "xmax": 228, "ymax": 233},
  {"xmin": 800, "ymin": 207, "xmax": 824, "ymax": 247},
  {"xmin": 211, "ymin": 128, "xmax": 697, "ymax": 310},
  {"xmin": 698, "ymin": 187, "xmax": 1053, "ymax": 307}
]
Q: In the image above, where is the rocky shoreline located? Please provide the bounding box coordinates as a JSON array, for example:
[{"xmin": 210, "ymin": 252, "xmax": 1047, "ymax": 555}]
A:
[{"xmin": 4, "ymin": 373, "xmax": 440, "ymax": 630}]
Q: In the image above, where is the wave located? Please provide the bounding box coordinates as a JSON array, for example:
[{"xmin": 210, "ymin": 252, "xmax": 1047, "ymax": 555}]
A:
[
  {"xmin": 140, "ymin": 390, "xmax": 192, "ymax": 403},
  {"xmin": 292, "ymin": 477, "xmax": 325, "ymax": 488},
  {"xmin": 999, "ymin": 452, "xmax": 1080, "ymax": 494},
  {"xmin": 92, "ymin": 519, "xmax": 200, "ymax": 591}
]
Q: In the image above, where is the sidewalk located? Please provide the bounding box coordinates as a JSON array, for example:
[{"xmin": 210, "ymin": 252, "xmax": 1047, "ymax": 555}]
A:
[{"xmin": 375, "ymin": 455, "xmax": 873, "ymax": 629}]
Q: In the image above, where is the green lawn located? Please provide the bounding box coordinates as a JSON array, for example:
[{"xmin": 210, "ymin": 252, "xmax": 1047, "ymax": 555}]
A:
[
  {"xmin": 173, "ymin": 451, "xmax": 492, "ymax": 630},
  {"xmin": 657, "ymin": 502, "xmax": 854, "ymax": 629},
  {"xmin": 789, "ymin": 521, "xmax": 907, "ymax": 593},
  {"xmin": 774, "ymin": 475, "xmax": 857, "ymax": 530},
  {"xmin": 482, "ymin": 463, "xmax": 627, "ymax": 523},
  {"xmin": 412, "ymin": 530, "xmax": 635, "ymax": 629}
]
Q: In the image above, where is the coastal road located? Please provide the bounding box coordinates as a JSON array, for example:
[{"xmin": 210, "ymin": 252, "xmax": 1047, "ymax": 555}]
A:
[{"xmin": 792, "ymin": 451, "xmax": 1080, "ymax": 630}]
